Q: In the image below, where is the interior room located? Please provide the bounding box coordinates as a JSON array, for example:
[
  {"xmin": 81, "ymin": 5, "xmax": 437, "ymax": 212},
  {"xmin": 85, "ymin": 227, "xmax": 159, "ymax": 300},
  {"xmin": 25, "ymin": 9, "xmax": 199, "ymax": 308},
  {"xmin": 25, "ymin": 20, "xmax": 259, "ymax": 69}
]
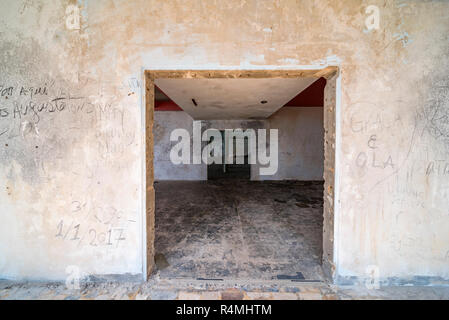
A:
[{"xmin": 153, "ymin": 77, "xmax": 327, "ymax": 282}]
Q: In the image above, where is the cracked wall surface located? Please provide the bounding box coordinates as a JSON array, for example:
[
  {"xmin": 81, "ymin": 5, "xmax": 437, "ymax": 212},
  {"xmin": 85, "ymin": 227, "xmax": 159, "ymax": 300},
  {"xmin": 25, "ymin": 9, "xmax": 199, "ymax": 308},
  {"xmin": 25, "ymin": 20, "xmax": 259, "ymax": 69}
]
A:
[{"xmin": 0, "ymin": 0, "xmax": 448, "ymax": 283}]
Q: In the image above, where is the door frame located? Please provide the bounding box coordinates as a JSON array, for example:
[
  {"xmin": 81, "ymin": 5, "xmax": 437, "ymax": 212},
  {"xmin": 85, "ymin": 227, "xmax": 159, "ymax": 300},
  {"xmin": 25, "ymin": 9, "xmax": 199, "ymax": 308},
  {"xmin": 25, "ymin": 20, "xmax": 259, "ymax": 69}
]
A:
[{"xmin": 142, "ymin": 67, "xmax": 340, "ymax": 281}]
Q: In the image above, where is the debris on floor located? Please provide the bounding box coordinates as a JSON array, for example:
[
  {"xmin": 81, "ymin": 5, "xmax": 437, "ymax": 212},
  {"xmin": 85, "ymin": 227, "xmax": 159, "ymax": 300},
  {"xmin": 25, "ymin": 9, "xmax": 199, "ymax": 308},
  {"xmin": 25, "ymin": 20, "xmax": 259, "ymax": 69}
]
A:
[
  {"xmin": 1, "ymin": 280, "xmax": 449, "ymax": 300},
  {"xmin": 155, "ymin": 180, "xmax": 325, "ymax": 281}
]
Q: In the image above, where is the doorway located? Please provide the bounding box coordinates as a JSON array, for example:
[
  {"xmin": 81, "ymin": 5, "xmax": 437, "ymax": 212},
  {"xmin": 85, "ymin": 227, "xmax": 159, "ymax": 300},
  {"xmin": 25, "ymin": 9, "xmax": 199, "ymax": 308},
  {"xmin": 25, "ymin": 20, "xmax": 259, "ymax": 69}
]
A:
[
  {"xmin": 144, "ymin": 68, "xmax": 339, "ymax": 282},
  {"xmin": 207, "ymin": 130, "xmax": 251, "ymax": 180}
]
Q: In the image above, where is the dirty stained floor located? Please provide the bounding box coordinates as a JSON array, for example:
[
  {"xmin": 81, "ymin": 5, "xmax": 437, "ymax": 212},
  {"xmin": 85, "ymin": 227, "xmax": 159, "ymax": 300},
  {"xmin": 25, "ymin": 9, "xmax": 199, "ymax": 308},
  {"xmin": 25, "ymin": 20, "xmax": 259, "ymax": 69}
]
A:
[
  {"xmin": 154, "ymin": 180, "xmax": 324, "ymax": 281},
  {"xmin": 2, "ymin": 279, "xmax": 449, "ymax": 300}
]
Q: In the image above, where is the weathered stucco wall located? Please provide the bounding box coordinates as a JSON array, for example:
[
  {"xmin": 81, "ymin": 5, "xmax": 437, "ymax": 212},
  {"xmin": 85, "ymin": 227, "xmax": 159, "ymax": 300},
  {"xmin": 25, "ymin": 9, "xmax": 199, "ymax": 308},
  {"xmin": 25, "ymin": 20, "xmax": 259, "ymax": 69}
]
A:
[{"xmin": 0, "ymin": 0, "xmax": 448, "ymax": 283}]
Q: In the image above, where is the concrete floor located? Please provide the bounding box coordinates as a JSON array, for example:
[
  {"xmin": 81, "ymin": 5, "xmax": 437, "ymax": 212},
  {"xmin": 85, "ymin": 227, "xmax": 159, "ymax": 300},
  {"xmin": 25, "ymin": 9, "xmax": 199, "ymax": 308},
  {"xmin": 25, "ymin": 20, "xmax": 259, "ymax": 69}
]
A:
[
  {"xmin": 154, "ymin": 180, "xmax": 325, "ymax": 281},
  {"xmin": 2, "ymin": 279, "xmax": 449, "ymax": 300}
]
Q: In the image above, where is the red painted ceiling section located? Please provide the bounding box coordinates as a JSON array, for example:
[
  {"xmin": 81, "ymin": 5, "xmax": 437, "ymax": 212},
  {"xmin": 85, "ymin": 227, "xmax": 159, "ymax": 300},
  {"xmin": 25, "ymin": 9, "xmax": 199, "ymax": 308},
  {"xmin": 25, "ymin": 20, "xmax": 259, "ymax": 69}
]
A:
[
  {"xmin": 284, "ymin": 77, "xmax": 326, "ymax": 107},
  {"xmin": 155, "ymin": 85, "xmax": 183, "ymax": 111},
  {"xmin": 154, "ymin": 77, "xmax": 326, "ymax": 111},
  {"xmin": 154, "ymin": 100, "xmax": 183, "ymax": 111}
]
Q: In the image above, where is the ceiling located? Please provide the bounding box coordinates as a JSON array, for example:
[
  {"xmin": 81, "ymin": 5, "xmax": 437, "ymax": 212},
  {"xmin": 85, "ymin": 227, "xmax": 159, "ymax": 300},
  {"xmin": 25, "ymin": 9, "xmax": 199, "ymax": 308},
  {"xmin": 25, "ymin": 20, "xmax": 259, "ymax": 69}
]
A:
[
  {"xmin": 284, "ymin": 77, "xmax": 326, "ymax": 107},
  {"xmin": 155, "ymin": 78, "xmax": 318, "ymax": 120}
]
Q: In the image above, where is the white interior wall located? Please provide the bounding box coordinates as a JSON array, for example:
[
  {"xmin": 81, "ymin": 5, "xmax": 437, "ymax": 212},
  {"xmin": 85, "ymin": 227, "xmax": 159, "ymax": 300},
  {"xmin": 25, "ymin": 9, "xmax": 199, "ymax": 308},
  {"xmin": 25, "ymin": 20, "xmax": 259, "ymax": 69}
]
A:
[
  {"xmin": 155, "ymin": 109, "xmax": 323, "ymax": 181},
  {"xmin": 154, "ymin": 111, "xmax": 206, "ymax": 180},
  {"xmin": 262, "ymin": 107, "xmax": 324, "ymax": 181}
]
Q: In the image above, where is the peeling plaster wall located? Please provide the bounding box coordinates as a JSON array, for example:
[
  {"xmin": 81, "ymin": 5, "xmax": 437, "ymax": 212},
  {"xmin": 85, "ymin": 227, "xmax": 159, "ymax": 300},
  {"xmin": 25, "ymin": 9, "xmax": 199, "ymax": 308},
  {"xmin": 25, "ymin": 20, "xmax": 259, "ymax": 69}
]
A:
[{"xmin": 0, "ymin": 0, "xmax": 448, "ymax": 283}]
